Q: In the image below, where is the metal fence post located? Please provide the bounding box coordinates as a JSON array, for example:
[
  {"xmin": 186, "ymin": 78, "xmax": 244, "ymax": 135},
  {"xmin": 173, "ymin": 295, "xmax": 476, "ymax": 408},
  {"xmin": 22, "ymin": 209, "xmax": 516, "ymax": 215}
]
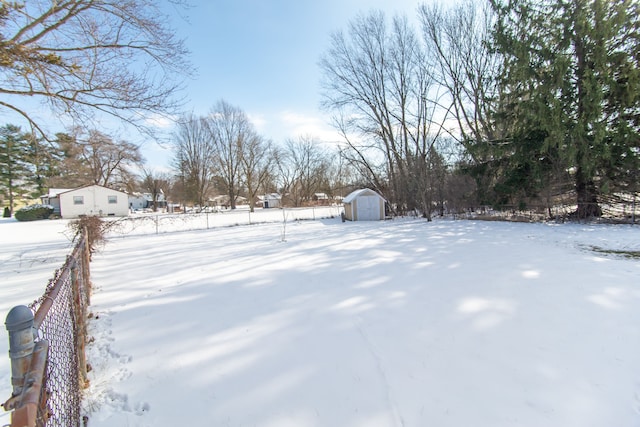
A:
[
  {"xmin": 4, "ymin": 305, "xmax": 35, "ymax": 401},
  {"xmin": 3, "ymin": 230, "xmax": 93, "ymax": 427},
  {"xmin": 8, "ymin": 340, "xmax": 49, "ymax": 427}
]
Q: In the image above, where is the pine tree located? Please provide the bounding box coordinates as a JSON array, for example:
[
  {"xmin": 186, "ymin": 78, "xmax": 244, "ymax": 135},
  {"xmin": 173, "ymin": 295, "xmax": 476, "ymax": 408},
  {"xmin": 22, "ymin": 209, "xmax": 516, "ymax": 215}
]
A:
[
  {"xmin": 23, "ymin": 134, "xmax": 60, "ymax": 199},
  {"xmin": 490, "ymin": 0, "xmax": 640, "ymax": 218},
  {"xmin": 0, "ymin": 124, "xmax": 30, "ymax": 216}
]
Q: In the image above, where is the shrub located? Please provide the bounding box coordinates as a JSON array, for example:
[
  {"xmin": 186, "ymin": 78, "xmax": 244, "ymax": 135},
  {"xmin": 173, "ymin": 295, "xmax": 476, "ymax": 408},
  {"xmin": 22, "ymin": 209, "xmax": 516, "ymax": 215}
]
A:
[
  {"xmin": 68, "ymin": 216, "xmax": 113, "ymax": 256},
  {"xmin": 3, "ymin": 207, "xmax": 10, "ymax": 218},
  {"xmin": 14, "ymin": 204, "xmax": 54, "ymax": 221}
]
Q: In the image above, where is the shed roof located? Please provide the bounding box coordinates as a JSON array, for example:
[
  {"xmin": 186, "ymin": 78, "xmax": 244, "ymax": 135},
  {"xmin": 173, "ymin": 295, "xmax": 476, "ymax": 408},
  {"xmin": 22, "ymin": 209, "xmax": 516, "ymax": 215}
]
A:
[{"xmin": 343, "ymin": 188, "xmax": 386, "ymax": 203}]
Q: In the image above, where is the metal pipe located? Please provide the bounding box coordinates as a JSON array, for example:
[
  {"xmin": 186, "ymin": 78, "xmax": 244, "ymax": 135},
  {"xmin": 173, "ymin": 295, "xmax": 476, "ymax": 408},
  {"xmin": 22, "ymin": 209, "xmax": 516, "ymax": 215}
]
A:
[
  {"xmin": 10, "ymin": 340, "xmax": 49, "ymax": 427},
  {"xmin": 33, "ymin": 263, "xmax": 71, "ymax": 330},
  {"xmin": 5, "ymin": 305, "xmax": 35, "ymax": 398}
]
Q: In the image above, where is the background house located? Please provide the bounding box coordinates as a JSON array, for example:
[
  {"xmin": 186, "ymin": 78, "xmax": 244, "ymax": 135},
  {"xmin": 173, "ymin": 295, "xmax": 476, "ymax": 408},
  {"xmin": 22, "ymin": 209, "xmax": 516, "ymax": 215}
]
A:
[
  {"xmin": 41, "ymin": 188, "xmax": 72, "ymax": 215},
  {"xmin": 210, "ymin": 195, "xmax": 248, "ymax": 209},
  {"xmin": 257, "ymin": 193, "xmax": 282, "ymax": 209},
  {"xmin": 343, "ymin": 188, "xmax": 386, "ymax": 221},
  {"xmin": 128, "ymin": 192, "xmax": 167, "ymax": 211},
  {"xmin": 42, "ymin": 185, "xmax": 129, "ymax": 218},
  {"xmin": 313, "ymin": 193, "xmax": 330, "ymax": 206}
]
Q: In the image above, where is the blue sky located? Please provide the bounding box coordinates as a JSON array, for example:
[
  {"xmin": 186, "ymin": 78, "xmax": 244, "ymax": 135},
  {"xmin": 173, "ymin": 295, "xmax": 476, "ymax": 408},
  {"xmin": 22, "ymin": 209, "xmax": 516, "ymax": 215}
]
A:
[{"xmin": 143, "ymin": 0, "xmax": 426, "ymax": 166}]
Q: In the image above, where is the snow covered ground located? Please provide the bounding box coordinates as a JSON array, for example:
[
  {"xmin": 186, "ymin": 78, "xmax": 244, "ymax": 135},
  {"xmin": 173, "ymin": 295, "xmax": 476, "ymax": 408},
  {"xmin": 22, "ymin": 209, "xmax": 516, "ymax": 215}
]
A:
[
  {"xmin": 0, "ymin": 217, "xmax": 76, "ymax": 426},
  {"xmin": 2, "ymin": 215, "xmax": 640, "ymax": 426}
]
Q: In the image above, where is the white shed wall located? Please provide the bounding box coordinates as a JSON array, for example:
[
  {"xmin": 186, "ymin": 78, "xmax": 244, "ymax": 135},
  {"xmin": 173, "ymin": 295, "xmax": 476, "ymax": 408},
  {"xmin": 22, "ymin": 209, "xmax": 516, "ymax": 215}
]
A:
[{"xmin": 343, "ymin": 189, "xmax": 385, "ymax": 221}]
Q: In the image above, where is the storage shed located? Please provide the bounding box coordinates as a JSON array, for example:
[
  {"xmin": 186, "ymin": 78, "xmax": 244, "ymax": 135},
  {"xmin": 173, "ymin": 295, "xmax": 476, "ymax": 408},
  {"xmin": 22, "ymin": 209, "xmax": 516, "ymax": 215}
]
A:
[{"xmin": 343, "ymin": 188, "xmax": 386, "ymax": 221}]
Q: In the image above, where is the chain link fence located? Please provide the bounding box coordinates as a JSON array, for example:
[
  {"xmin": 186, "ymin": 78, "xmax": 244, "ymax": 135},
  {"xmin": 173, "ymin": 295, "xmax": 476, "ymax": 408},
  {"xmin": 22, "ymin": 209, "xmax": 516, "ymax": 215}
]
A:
[
  {"xmin": 2, "ymin": 231, "xmax": 91, "ymax": 427},
  {"xmin": 106, "ymin": 205, "xmax": 345, "ymax": 236}
]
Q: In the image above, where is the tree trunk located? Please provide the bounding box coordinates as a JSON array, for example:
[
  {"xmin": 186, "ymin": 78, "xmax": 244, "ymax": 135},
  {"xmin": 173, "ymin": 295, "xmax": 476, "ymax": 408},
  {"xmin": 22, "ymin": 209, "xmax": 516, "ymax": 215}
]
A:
[
  {"xmin": 574, "ymin": 168, "xmax": 601, "ymax": 218},
  {"xmin": 8, "ymin": 176, "xmax": 14, "ymax": 216},
  {"xmin": 228, "ymin": 187, "xmax": 237, "ymax": 210},
  {"xmin": 572, "ymin": 3, "xmax": 601, "ymax": 220}
]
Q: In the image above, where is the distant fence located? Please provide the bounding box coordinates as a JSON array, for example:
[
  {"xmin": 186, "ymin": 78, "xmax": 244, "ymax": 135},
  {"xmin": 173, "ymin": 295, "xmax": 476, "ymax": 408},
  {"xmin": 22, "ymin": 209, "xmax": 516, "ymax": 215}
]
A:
[
  {"xmin": 452, "ymin": 199, "xmax": 638, "ymax": 224},
  {"xmin": 107, "ymin": 205, "xmax": 345, "ymax": 236},
  {"xmin": 2, "ymin": 231, "xmax": 91, "ymax": 427}
]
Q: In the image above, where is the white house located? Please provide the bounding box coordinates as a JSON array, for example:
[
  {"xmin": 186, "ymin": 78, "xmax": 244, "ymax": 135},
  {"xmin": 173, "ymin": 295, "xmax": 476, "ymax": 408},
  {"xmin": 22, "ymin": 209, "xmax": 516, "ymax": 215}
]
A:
[
  {"xmin": 343, "ymin": 188, "xmax": 386, "ymax": 221},
  {"xmin": 258, "ymin": 193, "xmax": 282, "ymax": 209},
  {"xmin": 128, "ymin": 192, "xmax": 166, "ymax": 211},
  {"xmin": 42, "ymin": 185, "xmax": 129, "ymax": 218},
  {"xmin": 41, "ymin": 188, "xmax": 72, "ymax": 215}
]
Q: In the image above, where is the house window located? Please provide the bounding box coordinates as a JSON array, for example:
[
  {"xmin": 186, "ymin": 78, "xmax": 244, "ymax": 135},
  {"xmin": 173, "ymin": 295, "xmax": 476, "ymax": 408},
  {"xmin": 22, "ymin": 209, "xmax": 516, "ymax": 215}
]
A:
[
  {"xmin": 108, "ymin": 195, "xmax": 117, "ymax": 204},
  {"xmin": 73, "ymin": 196, "xmax": 84, "ymax": 205}
]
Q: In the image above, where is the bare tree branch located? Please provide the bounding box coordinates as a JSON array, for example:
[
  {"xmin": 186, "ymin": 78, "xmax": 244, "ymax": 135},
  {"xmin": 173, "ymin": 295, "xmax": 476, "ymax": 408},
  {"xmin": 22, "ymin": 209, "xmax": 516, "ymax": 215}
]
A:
[{"xmin": 0, "ymin": 0, "xmax": 192, "ymax": 140}]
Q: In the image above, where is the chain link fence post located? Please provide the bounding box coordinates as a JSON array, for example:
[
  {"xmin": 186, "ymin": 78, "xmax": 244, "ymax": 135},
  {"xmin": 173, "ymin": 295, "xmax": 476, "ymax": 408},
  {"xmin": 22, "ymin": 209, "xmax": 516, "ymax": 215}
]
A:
[
  {"xmin": 4, "ymin": 229, "xmax": 92, "ymax": 427},
  {"xmin": 3, "ymin": 306, "xmax": 50, "ymax": 427},
  {"xmin": 4, "ymin": 306, "xmax": 35, "ymax": 403}
]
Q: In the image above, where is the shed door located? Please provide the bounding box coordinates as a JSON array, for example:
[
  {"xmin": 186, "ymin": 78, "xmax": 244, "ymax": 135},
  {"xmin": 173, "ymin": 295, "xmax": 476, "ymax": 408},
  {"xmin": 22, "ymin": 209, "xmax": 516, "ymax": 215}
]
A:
[{"xmin": 357, "ymin": 195, "xmax": 379, "ymax": 220}]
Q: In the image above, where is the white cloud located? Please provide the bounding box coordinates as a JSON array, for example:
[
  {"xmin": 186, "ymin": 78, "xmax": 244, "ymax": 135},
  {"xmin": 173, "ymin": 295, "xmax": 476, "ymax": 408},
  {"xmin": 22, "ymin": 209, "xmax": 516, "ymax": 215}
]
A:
[
  {"xmin": 246, "ymin": 112, "xmax": 268, "ymax": 132},
  {"xmin": 273, "ymin": 110, "xmax": 343, "ymax": 143},
  {"xmin": 143, "ymin": 113, "xmax": 177, "ymax": 130}
]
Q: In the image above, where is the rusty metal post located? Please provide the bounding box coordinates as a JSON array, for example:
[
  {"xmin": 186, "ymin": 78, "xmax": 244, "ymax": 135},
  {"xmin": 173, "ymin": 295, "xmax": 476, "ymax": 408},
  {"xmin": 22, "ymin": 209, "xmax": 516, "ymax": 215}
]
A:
[
  {"xmin": 9, "ymin": 340, "xmax": 49, "ymax": 427},
  {"xmin": 4, "ymin": 306, "xmax": 35, "ymax": 400}
]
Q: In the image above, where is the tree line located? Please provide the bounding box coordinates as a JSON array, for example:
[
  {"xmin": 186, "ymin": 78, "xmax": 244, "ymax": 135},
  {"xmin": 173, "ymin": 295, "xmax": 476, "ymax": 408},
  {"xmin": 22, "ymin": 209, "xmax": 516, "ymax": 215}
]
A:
[
  {"xmin": 2, "ymin": 0, "xmax": 638, "ymax": 219},
  {"xmin": 0, "ymin": 115, "xmax": 350, "ymax": 215},
  {"xmin": 171, "ymin": 100, "xmax": 347, "ymax": 212},
  {"xmin": 320, "ymin": 0, "xmax": 640, "ymax": 219},
  {"xmin": 0, "ymin": 125, "xmax": 142, "ymax": 215}
]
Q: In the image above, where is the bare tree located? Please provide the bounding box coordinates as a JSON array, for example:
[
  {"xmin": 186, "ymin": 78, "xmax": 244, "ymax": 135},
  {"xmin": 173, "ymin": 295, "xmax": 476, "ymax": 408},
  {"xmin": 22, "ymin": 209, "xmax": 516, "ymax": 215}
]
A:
[
  {"xmin": 205, "ymin": 100, "xmax": 255, "ymax": 210},
  {"xmin": 141, "ymin": 169, "xmax": 171, "ymax": 212},
  {"xmin": 0, "ymin": 0, "xmax": 191, "ymax": 139},
  {"xmin": 241, "ymin": 136, "xmax": 274, "ymax": 212},
  {"xmin": 419, "ymin": 1, "xmax": 503, "ymax": 150},
  {"xmin": 172, "ymin": 114, "xmax": 216, "ymax": 208},
  {"xmin": 326, "ymin": 153, "xmax": 360, "ymax": 200},
  {"xmin": 48, "ymin": 128, "xmax": 143, "ymax": 188},
  {"xmin": 275, "ymin": 137, "xmax": 332, "ymax": 207},
  {"xmin": 320, "ymin": 12, "xmax": 399, "ymax": 206},
  {"xmin": 80, "ymin": 130, "xmax": 143, "ymax": 188},
  {"xmin": 320, "ymin": 11, "xmax": 448, "ymax": 216}
]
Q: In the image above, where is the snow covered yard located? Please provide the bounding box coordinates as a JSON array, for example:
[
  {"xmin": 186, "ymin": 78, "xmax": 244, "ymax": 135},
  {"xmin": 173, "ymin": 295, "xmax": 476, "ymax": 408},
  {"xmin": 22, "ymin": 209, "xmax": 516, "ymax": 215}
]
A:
[
  {"xmin": 80, "ymin": 218, "xmax": 640, "ymax": 427},
  {"xmin": 0, "ymin": 218, "xmax": 76, "ymax": 426},
  {"xmin": 1, "ymin": 217, "xmax": 640, "ymax": 426}
]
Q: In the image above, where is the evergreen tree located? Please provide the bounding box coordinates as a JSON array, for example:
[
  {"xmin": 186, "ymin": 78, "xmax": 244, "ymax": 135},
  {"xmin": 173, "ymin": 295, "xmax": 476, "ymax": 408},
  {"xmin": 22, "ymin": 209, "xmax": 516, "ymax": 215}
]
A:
[
  {"xmin": 490, "ymin": 0, "xmax": 640, "ymax": 218},
  {"xmin": 0, "ymin": 124, "xmax": 29, "ymax": 215},
  {"xmin": 49, "ymin": 132, "xmax": 89, "ymax": 188},
  {"xmin": 23, "ymin": 134, "xmax": 60, "ymax": 198}
]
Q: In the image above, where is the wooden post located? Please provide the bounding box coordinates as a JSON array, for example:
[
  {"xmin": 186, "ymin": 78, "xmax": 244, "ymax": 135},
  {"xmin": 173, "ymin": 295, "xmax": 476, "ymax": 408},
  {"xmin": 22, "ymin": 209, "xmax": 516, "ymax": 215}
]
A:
[
  {"xmin": 71, "ymin": 264, "xmax": 89, "ymax": 390},
  {"xmin": 81, "ymin": 231, "xmax": 91, "ymax": 306}
]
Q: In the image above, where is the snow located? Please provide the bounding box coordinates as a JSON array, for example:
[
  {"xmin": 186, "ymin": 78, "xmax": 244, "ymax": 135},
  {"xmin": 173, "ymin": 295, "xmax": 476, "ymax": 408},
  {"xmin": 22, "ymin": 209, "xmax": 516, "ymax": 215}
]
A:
[{"xmin": 2, "ymin": 215, "xmax": 640, "ymax": 426}]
